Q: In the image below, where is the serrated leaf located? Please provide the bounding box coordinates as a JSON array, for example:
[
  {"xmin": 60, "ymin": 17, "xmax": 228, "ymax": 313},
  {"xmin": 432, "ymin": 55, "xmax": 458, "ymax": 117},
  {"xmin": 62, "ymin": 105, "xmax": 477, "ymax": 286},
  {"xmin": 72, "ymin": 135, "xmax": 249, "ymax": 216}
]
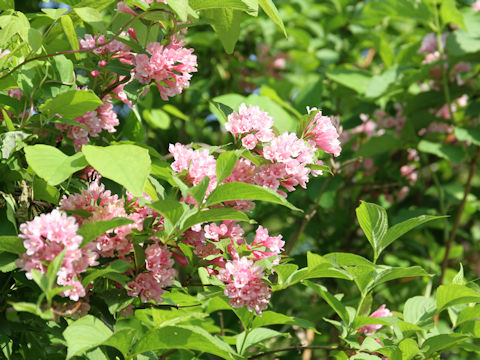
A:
[
  {"xmin": 437, "ymin": 284, "xmax": 480, "ymax": 312},
  {"xmin": 39, "ymin": 90, "xmax": 103, "ymax": 119},
  {"xmin": 216, "ymin": 150, "xmax": 240, "ymax": 184},
  {"xmin": 355, "ymin": 201, "xmax": 388, "ymax": 261}
]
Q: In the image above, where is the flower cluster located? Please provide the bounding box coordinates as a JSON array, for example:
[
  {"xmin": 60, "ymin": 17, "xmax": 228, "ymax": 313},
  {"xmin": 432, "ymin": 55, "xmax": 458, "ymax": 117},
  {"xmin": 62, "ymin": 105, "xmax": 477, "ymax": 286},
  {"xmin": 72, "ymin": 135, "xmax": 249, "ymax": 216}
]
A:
[
  {"xmin": 133, "ymin": 39, "xmax": 197, "ymax": 100},
  {"xmin": 55, "ymin": 95, "xmax": 119, "ymax": 151},
  {"xmin": 16, "ymin": 210, "xmax": 97, "ymax": 301},
  {"xmin": 303, "ymin": 110, "xmax": 342, "ymax": 157},
  {"xmin": 218, "ymin": 257, "xmax": 271, "ymax": 315},
  {"xmin": 127, "ymin": 243, "xmax": 175, "ymax": 303}
]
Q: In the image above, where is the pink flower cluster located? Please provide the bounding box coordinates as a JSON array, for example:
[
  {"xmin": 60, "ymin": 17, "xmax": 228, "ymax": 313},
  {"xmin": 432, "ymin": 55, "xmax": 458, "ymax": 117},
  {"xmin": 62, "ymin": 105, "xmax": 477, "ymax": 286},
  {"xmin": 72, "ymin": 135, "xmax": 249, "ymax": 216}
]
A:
[
  {"xmin": 79, "ymin": 34, "xmax": 131, "ymax": 61},
  {"xmin": 303, "ymin": 110, "xmax": 342, "ymax": 157},
  {"xmin": 169, "ymin": 142, "xmax": 219, "ymax": 205},
  {"xmin": 55, "ymin": 95, "xmax": 119, "ymax": 151},
  {"xmin": 224, "ymin": 103, "xmax": 275, "ymax": 149},
  {"xmin": 218, "ymin": 257, "xmax": 271, "ymax": 315},
  {"xmin": 127, "ymin": 243, "xmax": 175, "ymax": 303},
  {"xmin": 358, "ymin": 304, "xmax": 393, "ymax": 336},
  {"xmin": 16, "ymin": 210, "xmax": 97, "ymax": 301},
  {"xmin": 248, "ymin": 225, "xmax": 284, "ymax": 263},
  {"xmin": 133, "ymin": 39, "xmax": 197, "ymax": 100}
]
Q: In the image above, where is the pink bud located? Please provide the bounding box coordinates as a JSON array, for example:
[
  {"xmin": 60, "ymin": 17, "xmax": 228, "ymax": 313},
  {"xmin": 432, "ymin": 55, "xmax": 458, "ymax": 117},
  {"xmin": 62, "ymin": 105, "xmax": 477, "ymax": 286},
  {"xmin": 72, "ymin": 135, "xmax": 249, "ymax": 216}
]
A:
[
  {"xmin": 90, "ymin": 70, "xmax": 101, "ymax": 77},
  {"xmin": 128, "ymin": 28, "xmax": 138, "ymax": 42},
  {"xmin": 98, "ymin": 60, "xmax": 107, "ymax": 67},
  {"xmin": 116, "ymin": 1, "xmax": 137, "ymax": 16},
  {"xmin": 172, "ymin": 250, "xmax": 189, "ymax": 266}
]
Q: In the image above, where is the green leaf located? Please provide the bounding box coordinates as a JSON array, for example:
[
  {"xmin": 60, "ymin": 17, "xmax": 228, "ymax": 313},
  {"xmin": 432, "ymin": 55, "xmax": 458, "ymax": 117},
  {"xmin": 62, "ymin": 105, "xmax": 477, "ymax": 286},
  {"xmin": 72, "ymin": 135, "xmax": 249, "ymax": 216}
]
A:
[
  {"xmin": 82, "ymin": 145, "xmax": 151, "ymax": 197},
  {"xmin": 357, "ymin": 134, "xmax": 400, "ymax": 158},
  {"xmin": 2, "ymin": 109, "xmax": 14, "ymax": 132},
  {"xmin": 359, "ymin": 0, "xmax": 433, "ymax": 25},
  {"xmin": 205, "ymin": 182, "xmax": 301, "ymax": 211},
  {"xmin": 380, "ymin": 215, "xmax": 444, "ymax": 254},
  {"xmin": 252, "ymin": 311, "xmax": 318, "ymax": 332},
  {"xmin": 236, "ymin": 328, "xmax": 283, "ymax": 354},
  {"xmin": 82, "ymin": 260, "xmax": 131, "ymax": 287},
  {"xmin": 102, "ymin": 328, "xmax": 136, "ymax": 358},
  {"xmin": 24, "ymin": 145, "xmax": 88, "ymax": 186},
  {"xmin": 143, "ymin": 109, "xmax": 171, "ymax": 130},
  {"xmin": 180, "ymin": 208, "xmax": 251, "ymax": 233},
  {"xmin": 418, "ymin": 140, "xmax": 464, "ymax": 164},
  {"xmin": 399, "ymin": 338, "xmax": 420, "ymax": 360},
  {"xmin": 39, "ymin": 90, "xmax": 103, "ymax": 119},
  {"xmin": 27, "ymin": 28, "xmax": 43, "ymax": 53},
  {"xmin": 258, "ymin": 0, "xmax": 286, "ymax": 37},
  {"xmin": 148, "ymin": 200, "xmax": 184, "ymax": 229},
  {"xmin": 60, "ymin": 15, "xmax": 80, "ymax": 60},
  {"xmin": 454, "ymin": 127, "xmax": 480, "ymax": 146},
  {"xmin": 0, "ymin": 252, "xmax": 18, "ymax": 272},
  {"xmin": 216, "ymin": 150, "xmax": 240, "ymax": 184},
  {"xmin": 325, "ymin": 68, "xmax": 371, "ymax": 95},
  {"xmin": 46, "ymin": 249, "xmax": 65, "ymax": 294},
  {"xmin": 456, "ymin": 304, "xmax": 480, "ymax": 326},
  {"xmin": 78, "ymin": 218, "xmax": 134, "ymax": 247},
  {"xmin": 303, "ymin": 280, "xmax": 350, "ymax": 325},
  {"xmin": 403, "ymin": 296, "xmax": 437, "ymax": 327},
  {"xmin": 190, "ymin": 0, "xmax": 258, "ymax": 15},
  {"xmin": 63, "ymin": 315, "xmax": 113, "ymax": 359},
  {"xmin": 355, "ymin": 201, "xmax": 388, "ymax": 261},
  {"xmin": 441, "ymin": 0, "xmax": 465, "ymax": 29},
  {"xmin": 167, "ymin": 0, "xmax": 189, "ymax": 21},
  {"xmin": 0, "ymin": 236, "xmax": 25, "ymax": 254},
  {"xmin": 374, "ymin": 266, "xmax": 430, "ymax": 287},
  {"xmin": 132, "ymin": 325, "xmax": 235, "ymax": 358},
  {"xmin": 30, "ymin": 269, "xmax": 48, "ymax": 293},
  {"xmin": 188, "ymin": 176, "xmax": 210, "ymax": 205},
  {"xmin": 204, "ymin": 8, "xmax": 242, "ymax": 54},
  {"xmin": 75, "ymin": 7, "xmax": 105, "ymax": 31},
  {"xmin": 421, "ymin": 334, "xmax": 467, "ymax": 357},
  {"xmin": 437, "ymin": 284, "xmax": 480, "ymax": 312}
]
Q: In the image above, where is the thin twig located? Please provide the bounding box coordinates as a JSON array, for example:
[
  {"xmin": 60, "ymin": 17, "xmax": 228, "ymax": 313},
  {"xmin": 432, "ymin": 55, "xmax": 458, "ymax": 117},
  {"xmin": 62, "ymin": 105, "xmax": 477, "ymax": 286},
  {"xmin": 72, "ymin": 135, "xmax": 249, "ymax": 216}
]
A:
[{"xmin": 439, "ymin": 146, "xmax": 480, "ymax": 285}]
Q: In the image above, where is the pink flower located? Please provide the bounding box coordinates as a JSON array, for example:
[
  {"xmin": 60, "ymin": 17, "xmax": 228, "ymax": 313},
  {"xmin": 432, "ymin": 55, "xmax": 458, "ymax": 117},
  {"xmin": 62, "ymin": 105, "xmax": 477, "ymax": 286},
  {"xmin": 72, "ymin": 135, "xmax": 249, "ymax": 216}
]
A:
[
  {"xmin": 17, "ymin": 210, "xmax": 94, "ymax": 301},
  {"xmin": 359, "ymin": 304, "xmax": 393, "ymax": 335},
  {"xmin": 127, "ymin": 243, "xmax": 175, "ymax": 303},
  {"xmin": 303, "ymin": 111, "xmax": 342, "ymax": 157},
  {"xmin": 8, "ymin": 88, "xmax": 23, "ymax": 100},
  {"xmin": 225, "ymin": 103, "xmax": 274, "ymax": 142},
  {"xmin": 133, "ymin": 40, "xmax": 197, "ymax": 100},
  {"xmin": 473, "ymin": 0, "xmax": 480, "ymax": 11},
  {"xmin": 249, "ymin": 226, "xmax": 284, "ymax": 262},
  {"xmin": 217, "ymin": 257, "xmax": 271, "ymax": 315}
]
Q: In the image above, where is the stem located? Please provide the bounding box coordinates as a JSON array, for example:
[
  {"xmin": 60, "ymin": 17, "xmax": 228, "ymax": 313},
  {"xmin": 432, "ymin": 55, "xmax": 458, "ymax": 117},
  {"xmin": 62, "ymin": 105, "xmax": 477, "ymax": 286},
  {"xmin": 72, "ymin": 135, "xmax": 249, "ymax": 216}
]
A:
[
  {"xmin": 239, "ymin": 317, "xmax": 253, "ymax": 355},
  {"xmin": 0, "ymin": 9, "xmax": 174, "ymax": 80},
  {"xmin": 439, "ymin": 146, "xmax": 480, "ymax": 285},
  {"xmin": 285, "ymin": 177, "xmax": 331, "ymax": 255}
]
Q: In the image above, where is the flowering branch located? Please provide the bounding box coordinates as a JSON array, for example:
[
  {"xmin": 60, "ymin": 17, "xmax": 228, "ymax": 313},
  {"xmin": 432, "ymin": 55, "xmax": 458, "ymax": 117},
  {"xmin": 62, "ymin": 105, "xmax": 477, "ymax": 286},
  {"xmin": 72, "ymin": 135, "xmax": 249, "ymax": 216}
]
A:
[{"xmin": 0, "ymin": 8, "xmax": 174, "ymax": 81}]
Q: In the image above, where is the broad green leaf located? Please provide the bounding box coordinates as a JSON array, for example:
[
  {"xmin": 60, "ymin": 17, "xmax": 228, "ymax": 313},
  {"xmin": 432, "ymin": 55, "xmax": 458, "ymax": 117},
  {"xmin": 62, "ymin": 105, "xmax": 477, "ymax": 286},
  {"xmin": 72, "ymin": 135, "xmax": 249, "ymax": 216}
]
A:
[
  {"xmin": 274, "ymin": 264, "xmax": 298, "ymax": 286},
  {"xmin": 236, "ymin": 328, "xmax": 283, "ymax": 354},
  {"xmin": 102, "ymin": 328, "xmax": 136, "ymax": 358},
  {"xmin": 258, "ymin": 0, "xmax": 286, "ymax": 36},
  {"xmin": 143, "ymin": 109, "xmax": 171, "ymax": 129},
  {"xmin": 403, "ymin": 296, "xmax": 437, "ymax": 327},
  {"xmin": 27, "ymin": 28, "xmax": 43, "ymax": 53},
  {"xmin": 205, "ymin": 182, "xmax": 301, "ymax": 211},
  {"xmin": 188, "ymin": 176, "xmax": 210, "ymax": 205},
  {"xmin": 359, "ymin": 0, "xmax": 433, "ymax": 25},
  {"xmin": 454, "ymin": 127, "xmax": 480, "ymax": 146},
  {"xmin": 82, "ymin": 145, "xmax": 151, "ymax": 196},
  {"xmin": 374, "ymin": 266, "xmax": 430, "ymax": 287},
  {"xmin": 380, "ymin": 215, "xmax": 444, "ymax": 254},
  {"xmin": 75, "ymin": 7, "xmax": 105, "ymax": 31},
  {"xmin": 39, "ymin": 90, "xmax": 103, "ymax": 119},
  {"xmin": 421, "ymin": 334, "xmax": 467, "ymax": 357},
  {"xmin": 357, "ymin": 134, "xmax": 400, "ymax": 158},
  {"xmin": 24, "ymin": 145, "xmax": 88, "ymax": 185},
  {"xmin": 324, "ymin": 253, "xmax": 375, "ymax": 268},
  {"xmin": 457, "ymin": 304, "xmax": 480, "ymax": 326},
  {"xmin": 41, "ymin": 8, "xmax": 67, "ymax": 19},
  {"xmin": 365, "ymin": 65, "xmax": 405, "ymax": 99},
  {"xmin": 78, "ymin": 218, "xmax": 134, "ymax": 247},
  {"xmin": 148, "ymin": 200, "xmax": 184, "ymax": 228},
  {"xmin": 216, "ymin": 151, "xmax": 241, "ymax": 184},
  {"xmin": 437, "ymin": 284, "xmax": 480, "ymax": 312},
  {"xmin": 446, "ymin": 30, "xmax": 480, "ymax": 56},
  {"xmin": 131, "ymin": 325, "xmax": 235, "ymax": 358},
  {"xmin": 441, "ymin": 0, "xmax": 465, "ymax": 29},
  {"xmin": 180, "ymin": 208, "xmax": 251, "ymax": 233},
  {"xmin": 167, "ymin": 0, "xmax": 190, "ymax": 21},
  {"xmin": 60, "ymin": 15, "xmax": 80, "ymax": 60},
  {"xmin": 252, "ymin": 311, "xmax": 318, "ymax": 332},
  {"xmin": 307, "ymin": 251, "xmax": 330, "ymax": 269},
  {"xmin": 30, "ymin": 269, "xmax": 48, "ymax": 293},
  {"xmin": 46, "ymin": 249, "xmax": 65, "ymax": 294},
  {"xmin": 399, "ymin": 338, "xmax": 420, "ymax": 360},
  {"xmin": 0, "ymin": 252, "xmax": 18, "ymax": 272},
  {"xmin": 418, "ymin": 140, "xmax": 464, "ymax": 164},
  {"xmin": 82, "ymin": 260, "xmax": 131, "ymax": 287},
  {"xmin": 190, "ymin": 0, "xmax": 258, "ymax": 15},
  {"xmin": 205, "ymin": 8, "xmax": 242, "ymax": 54},
  {"xmin": 303, "ymin": 280, "xmax": 350, "ymax": 325},
  {"xmin": 325, "ymin": 68, "xmax": 371, "ymax": 95},
  {"xmin": 0, "ymin": 236, "xmax": 25, "ymax": 254},
  {"xmin": 355, "ymin": 201, "xmax": 388, "ymax": 261},
  {"xmin": 63, "ymin": 315, "xmax": 113, "ymax": 359}
]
